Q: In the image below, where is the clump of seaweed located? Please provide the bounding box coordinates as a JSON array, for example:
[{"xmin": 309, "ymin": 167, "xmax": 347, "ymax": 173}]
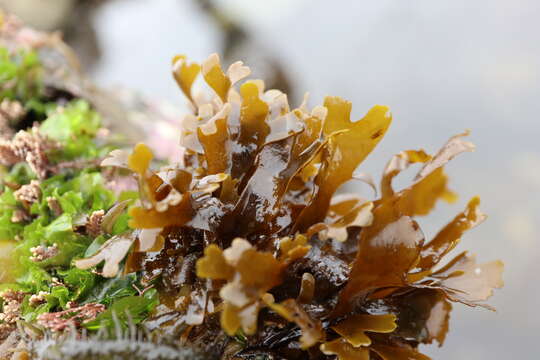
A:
[
  {"xmin": 0, "ymin": 12, "xmax": 504, "ymax": 358},
  {"xmin": 93, "ymin": 53, "xmax": 503, "ymax": 359}
]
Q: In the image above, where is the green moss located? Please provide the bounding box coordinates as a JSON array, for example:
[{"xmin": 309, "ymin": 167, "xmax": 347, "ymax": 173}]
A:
[
  {"xmin": 0, "ymin": 46, "xmax": 148, "ymax": 333},
  {"xmin": 0, "ymin": 47, "xmax": 43, "ymax": 106}
]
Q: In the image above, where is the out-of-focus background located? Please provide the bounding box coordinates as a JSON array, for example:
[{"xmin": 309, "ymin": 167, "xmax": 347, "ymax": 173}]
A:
[{"xmin": 1, "ymin": 1, "xmax": 538, "ymax": 359}]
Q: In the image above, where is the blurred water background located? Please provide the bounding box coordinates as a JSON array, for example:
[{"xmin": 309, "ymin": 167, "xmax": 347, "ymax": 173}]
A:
[{"xmin": 2, "ymin": 1, "xmax": 538, "ymax": 358}]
